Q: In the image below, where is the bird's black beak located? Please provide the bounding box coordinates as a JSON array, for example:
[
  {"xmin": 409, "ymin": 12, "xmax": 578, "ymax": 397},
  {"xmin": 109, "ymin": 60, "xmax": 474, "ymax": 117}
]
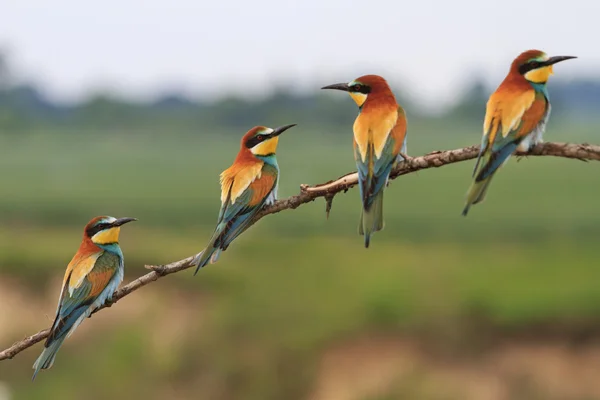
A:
[
  {"xmin": 272, "ymin": 124, "xmax": 297, "ymax": 137},
  {"xmin": 321, "ymin": 83, "xmax": 350, "ymax": 92},
  {"xmin": 112, "ymin": 217, "xmax": 138, "ymax": 227},
  {"xmin": 545, "ymin": 55, "xmax": 577, "ymax": 66}
]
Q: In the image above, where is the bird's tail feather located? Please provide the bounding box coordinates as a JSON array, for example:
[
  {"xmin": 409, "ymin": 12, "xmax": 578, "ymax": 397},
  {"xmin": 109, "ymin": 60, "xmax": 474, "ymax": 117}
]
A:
[
  {"xmin": 192, "ymin": 247, "xmax": 218, "ymax": 275},
  {"xmin": 462, "ymin": 140, "xmax": 518, "ymax": 216},
  {"xmin": 462, "ymin": 174, "xmax": 495, "ymax": 216},
  {"xmin": 359, "ymin": 190, "xmax": 384, "ymax": 248},
  {"xmin": 192, "ymin": 228, "xmax": 224, "ymax": 274},
  {"xmin": 32, "ymin": 336, "xmax": 66, "ymax": 381}
]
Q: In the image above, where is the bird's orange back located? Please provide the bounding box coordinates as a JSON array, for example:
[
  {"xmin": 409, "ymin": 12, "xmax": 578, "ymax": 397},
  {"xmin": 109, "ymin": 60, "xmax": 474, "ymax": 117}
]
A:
[
  {"xmin": 220, "ymin": 127, "xmax": 268, "ymax": 205},
  {"xmin": 483, "ymin": 51, "xmax": 544, "ymax": 144},
  {"xmin": 62, "ymin": 218, "xmax": 105, "ymax": 291}
]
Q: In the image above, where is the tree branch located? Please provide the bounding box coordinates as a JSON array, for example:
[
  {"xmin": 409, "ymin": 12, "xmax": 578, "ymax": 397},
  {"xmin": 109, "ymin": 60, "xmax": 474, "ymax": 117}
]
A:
[{"xmin": 1, "ymin": 142, "xmax": 599, "ymax": 361}]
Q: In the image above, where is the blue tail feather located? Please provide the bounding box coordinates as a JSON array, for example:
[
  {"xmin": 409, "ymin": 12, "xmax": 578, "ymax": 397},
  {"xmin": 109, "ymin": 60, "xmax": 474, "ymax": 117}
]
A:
[
  {"xmin": 477, "ymin": 141, "xmax": 519, "ymax": 182},
  {"xmin": 32, "ymin": 337, "xmax": 66, "ymax": 381},
  {"xmin": 359, "ymin": 189, "xmax": 384, "ymax": 248},
  {"xmin": 463, "ymin": 139, "xmax": 518, "ymax": 215}
]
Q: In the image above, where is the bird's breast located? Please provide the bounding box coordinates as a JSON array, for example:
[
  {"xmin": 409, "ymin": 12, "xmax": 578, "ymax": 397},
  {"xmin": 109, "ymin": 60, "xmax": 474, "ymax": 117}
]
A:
[{"xmin": 353, "ymin": 108, "xmax": 397, "ymax": 162}]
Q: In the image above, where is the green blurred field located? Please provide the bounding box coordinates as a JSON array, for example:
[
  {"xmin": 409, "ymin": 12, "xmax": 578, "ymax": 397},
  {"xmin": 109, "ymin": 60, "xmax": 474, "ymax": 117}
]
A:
[{"xmin": 1, "ymin": 120, "xmax": 600, "ymax": 399}]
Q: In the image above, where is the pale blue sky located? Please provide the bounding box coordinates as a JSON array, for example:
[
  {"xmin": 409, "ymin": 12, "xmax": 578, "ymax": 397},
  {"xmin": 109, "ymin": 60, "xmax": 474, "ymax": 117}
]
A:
[{"xmin": 1, "ymin": 0, "xmax": 599, "ymax": 109}]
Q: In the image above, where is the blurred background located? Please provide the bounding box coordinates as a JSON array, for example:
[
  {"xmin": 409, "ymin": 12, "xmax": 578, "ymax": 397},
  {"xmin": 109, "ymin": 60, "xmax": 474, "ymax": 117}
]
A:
[{"xmin": 1, "ymin": 1, "xmax": 600, "ymax": 399}]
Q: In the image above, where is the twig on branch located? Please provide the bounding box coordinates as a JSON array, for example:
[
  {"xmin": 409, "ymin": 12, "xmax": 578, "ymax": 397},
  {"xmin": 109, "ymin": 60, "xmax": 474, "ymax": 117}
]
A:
[{"xmin": 1, "ymin": 141, "xmax": 599, "ymax": 362}]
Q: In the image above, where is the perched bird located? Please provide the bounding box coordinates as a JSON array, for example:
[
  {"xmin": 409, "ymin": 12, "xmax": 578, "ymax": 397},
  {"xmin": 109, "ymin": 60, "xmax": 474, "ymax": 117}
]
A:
[
  {"xmin": 192, "ymin": 124, "xmax": 296, "ymax": 273},
  {"xmin": 463, "ymin": 50, "xmax": 576, "ymax": 216},
  {"xmin": 321, "ymin": 75, "xmax": 407, "ymax": 248},
  {"xmin": 32, "ymin": 216, "xmax": 137, "ymax": 380}
]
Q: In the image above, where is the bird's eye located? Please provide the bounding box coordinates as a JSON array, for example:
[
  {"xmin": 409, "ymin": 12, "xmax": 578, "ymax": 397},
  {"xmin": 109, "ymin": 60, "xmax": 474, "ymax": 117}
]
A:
[
  {"xmin": 353, "ymin": 84, "xmax": 362, "ymax": 92},
  {"xmin": 529, "ymin": 61, "xmax": 540, "ymax": 69},
  {"xmin": 256, "ymin": 135, "xmax": 264, "ymax": 141}
]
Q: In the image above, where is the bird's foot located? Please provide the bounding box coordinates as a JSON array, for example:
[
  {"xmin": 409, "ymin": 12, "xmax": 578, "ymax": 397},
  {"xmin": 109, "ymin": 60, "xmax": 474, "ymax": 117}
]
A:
[{"xmin": 398, "ymin": 152, "xmax": 413, "ymax": 164}]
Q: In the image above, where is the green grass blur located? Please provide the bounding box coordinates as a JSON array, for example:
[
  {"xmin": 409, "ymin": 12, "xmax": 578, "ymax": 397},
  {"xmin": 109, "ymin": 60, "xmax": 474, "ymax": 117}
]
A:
[{"xmin": 1, "ymin": 118, "xmax": 599, "ymax": 399}]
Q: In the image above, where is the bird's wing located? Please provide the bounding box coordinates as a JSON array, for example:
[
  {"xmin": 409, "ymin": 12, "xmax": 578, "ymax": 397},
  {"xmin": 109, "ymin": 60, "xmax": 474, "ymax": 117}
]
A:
[
  {"xmin": 354, "ymin": 108, "xmax": 403, "ymax": 209},
  {"xmin": 46, "ymin": 251, "xmax": 120, "ymax": 344},
  {"xmin": 389, "ymin": 105, "xmax": 408, "ymax": 163},
  {"xmin": 218, "ymin": 161, "xmax": 263, "ymax": 223},
  {"xmin": 214, "ymin": 164, "xmax": 278, "ymax": 249},
  {"xmin": 474, "ymin": 89, "xmax": 548, "ymax": 181},
  {"xmin": 63, "ymin": 251, "xmax": 101, "ymax": 297}
]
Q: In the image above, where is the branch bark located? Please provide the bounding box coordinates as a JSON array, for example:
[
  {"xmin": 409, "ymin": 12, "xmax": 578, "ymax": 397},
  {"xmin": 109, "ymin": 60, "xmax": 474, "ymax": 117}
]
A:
[{"xmin": 1, "ymin": 141, "xmax": 598, "ymax": 361}]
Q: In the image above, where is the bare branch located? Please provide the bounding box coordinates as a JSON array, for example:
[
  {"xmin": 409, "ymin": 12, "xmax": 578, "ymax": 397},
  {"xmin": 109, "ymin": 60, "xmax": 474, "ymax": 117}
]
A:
[{"xmin": 1, "ymin": 141, "xmax": 599, "ymax": 361}]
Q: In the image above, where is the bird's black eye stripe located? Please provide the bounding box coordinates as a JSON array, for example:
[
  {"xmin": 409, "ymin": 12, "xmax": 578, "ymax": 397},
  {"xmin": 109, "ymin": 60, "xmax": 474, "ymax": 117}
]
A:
[
  {"xmin": 351, "ymin": 84, "xmax": 371, "ymax": 94},
  {"xmin": 86, "ymin": 222, "xmax": 111, "ymax": 237},
  {"xmin": 519, "ymin": 60, "xmax": 544, "ymax": 75},
  {"xmin": 245, "ymin": 134, "xmax": 268, "ymax": 148}
]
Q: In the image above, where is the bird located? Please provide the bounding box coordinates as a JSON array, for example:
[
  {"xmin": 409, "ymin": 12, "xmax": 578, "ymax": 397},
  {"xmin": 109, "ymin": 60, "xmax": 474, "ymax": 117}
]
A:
[
  {"xmin": 192, "ymin": 124, "xmax": 296, "ymax": 273},
  {"xmin": 321, "ymin": 75, "xmax": 407, "ymax": 248},
  {"xmin": 32, "ymin": 216, "xmax": 137, "ymax": 380},
  {"xmin": 462, "ymin": 50, "xmax": 576, "ymax": 216}
]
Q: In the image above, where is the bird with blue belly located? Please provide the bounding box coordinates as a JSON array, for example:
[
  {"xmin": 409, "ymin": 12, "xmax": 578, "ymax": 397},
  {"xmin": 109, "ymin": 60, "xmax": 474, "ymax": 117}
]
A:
[
  {"xmin": 322, "ymin": 75, "xmax": 408, "ymax": 248},
  {"xmin": 192, "ymin": 124, "xmax": 296, "ymax": 273},
  {"xmin": 32, "ymin": 215, "xmax": 136, "ymax": 380},
  {"xmin": 463, "ymin": 49, "xmax": 576, "ymax": 216}
]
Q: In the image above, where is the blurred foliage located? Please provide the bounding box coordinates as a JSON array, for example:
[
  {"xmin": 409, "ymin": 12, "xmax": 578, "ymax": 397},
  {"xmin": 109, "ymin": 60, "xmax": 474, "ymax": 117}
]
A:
[{"xmin": 0, "ymin": 45, "xmax": 599, "ymax": 133}]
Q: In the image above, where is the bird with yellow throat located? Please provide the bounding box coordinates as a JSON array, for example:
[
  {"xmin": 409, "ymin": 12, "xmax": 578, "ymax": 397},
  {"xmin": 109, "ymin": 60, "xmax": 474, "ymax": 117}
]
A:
[
  {"xmin": 322, "ymin": 75, "xmax": 407, "ymax": 248},
  {"xmin": 463, "ymin": 50, "xmax": 576, "ymax": 216},
  {"xmin": 192, "ymin": 124, "xmax": 296, "ymax": 272},
  {"xmin": 32, "ymin": 216, "xmax": 136, "ymax": 380}
]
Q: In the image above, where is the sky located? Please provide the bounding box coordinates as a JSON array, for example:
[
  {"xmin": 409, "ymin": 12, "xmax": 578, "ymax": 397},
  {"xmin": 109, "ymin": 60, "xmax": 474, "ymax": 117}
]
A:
[{"xmin": 1, "ymin": 0, "xmax": 599, "ymax": 110}]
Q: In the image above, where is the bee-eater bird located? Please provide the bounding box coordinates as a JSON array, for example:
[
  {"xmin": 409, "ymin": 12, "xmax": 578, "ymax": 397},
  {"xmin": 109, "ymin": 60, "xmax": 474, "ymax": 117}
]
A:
[
  {"xmin": 462, "ymin": 50, "xmax": 576, "ymax": 216},
  {"xmin": 192, "ymin": 124, "xmax": 296, "ymax": 273},
  {"xmin": 32, "ymin": 216, "xmax": 137, "ymax": 380},
  {"xmin": 321, "ymin": 75, "xmax": 407, "ymax": 248}
]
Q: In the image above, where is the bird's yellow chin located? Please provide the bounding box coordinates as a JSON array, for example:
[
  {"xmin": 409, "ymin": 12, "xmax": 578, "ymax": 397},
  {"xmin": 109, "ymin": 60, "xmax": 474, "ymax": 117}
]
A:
[
  {"xmin": 525, "ymin": 65, "xmax": 553, "ymax": 83},
  {"xmin": 251, "ymin": 137, "xmax": 279, "ymax": 156},
  {"xmin": 349, "ymin": 92, "xmax": 367, "ymax": 107},
  {"xmin": 92, "ymin": 227, "xmax": 121, "ymax": 244}
]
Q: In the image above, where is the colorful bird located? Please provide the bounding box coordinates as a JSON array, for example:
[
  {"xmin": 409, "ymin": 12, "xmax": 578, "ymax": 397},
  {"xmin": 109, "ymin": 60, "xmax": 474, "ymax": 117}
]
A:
[
  {"xmin": 463, "ymin": 50, "xmax": 576, "ymax": 216},
  {"xmin": 321, "ymin": 75, "xmax": 407, "ymax": 248},
  {"xmin": 192, "ymin": 124, "xmax": 296, "ymax": 273},
  {"xmin": 32, "ymin": 216, "xmax": 137, "ymax": 380}
]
